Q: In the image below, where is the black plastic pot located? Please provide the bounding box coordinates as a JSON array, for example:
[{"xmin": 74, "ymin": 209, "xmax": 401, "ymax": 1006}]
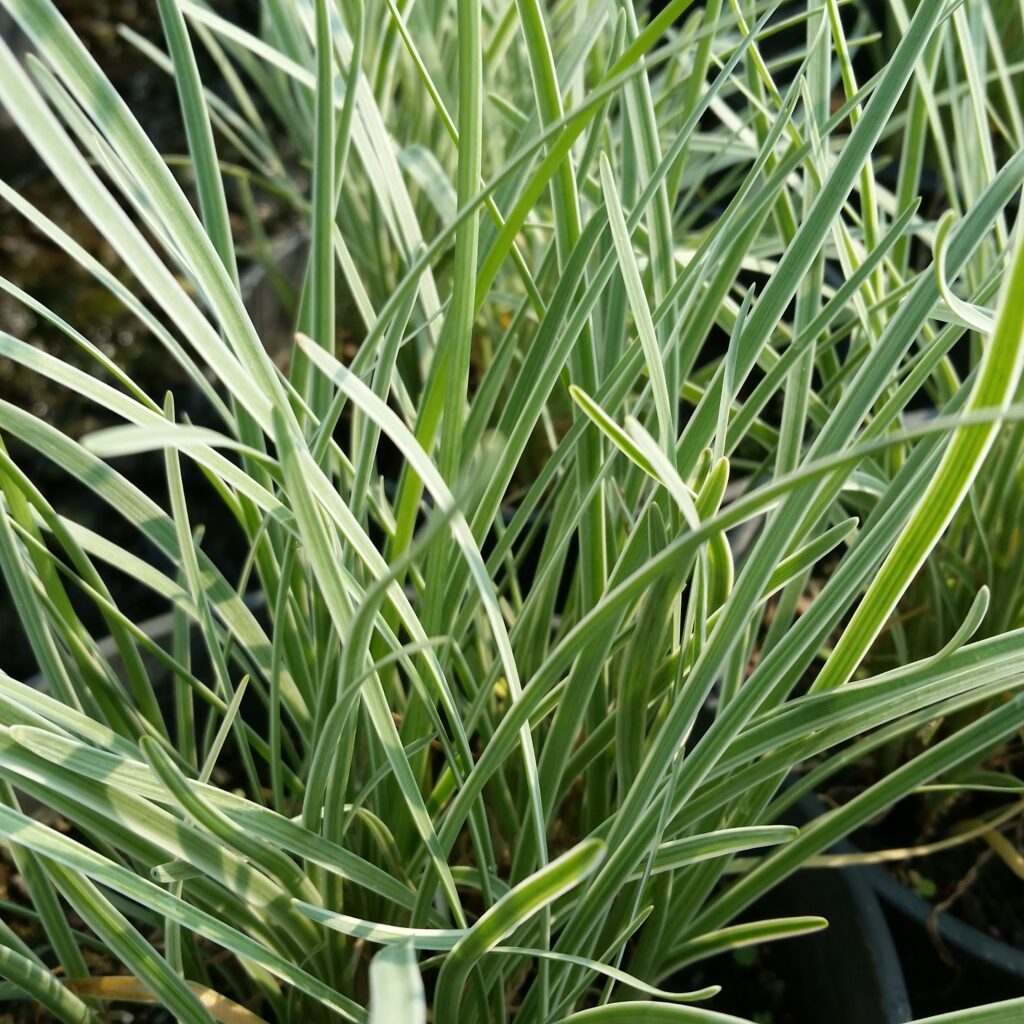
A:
[
  {"xmin": 679, "ymin": 856, "xmax": 911, "ymax": 1024},
  {"xmin": 748, "ymin": 858, "xmax": 912, "ymax": 1024},
  {"xmin": 751, "ymin": 789, "xmax": 913, "ymax": 1024},
  {"xmin": 865, "ymin": 864, "xmax": 1024, "ymax": 1016},
  {"xmin": 677, "ymin": 786, "xmax": 911, "ymax": 1024}
]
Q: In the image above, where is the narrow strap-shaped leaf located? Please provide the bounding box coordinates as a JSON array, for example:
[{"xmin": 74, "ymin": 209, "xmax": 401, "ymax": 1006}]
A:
[
  {"xmin": 691, "ymin": 694, "xmax": 1024, "ymax": 934},
  {"xmin": 368, "ymin": 941, "xmax": 425, "ymax": 1024},
  {"xmin": 44, "ymin": 864, "xmax": 216, "ymax": 1024},
  {"xmin": 487, "ymin": 946, "xmax": 718, "ymax": 1003},
  {"xmin": 599, "ymin": 153, "xmax": 673, "ymax": 451},
  {"xmin": 641, "ymin": 826, "xmax": 799, "ymax": 877},
  {"xmin": 434, "ymin": 0, "xmax": 482, "ymax": 480},
  {"xmin": 664, "ymin": 916, "xmax": 828, "ymax": 971},
  {"xmin": 294, "ymin": 903, "xmax": 465, "ymax": 950},
  {"xmin": 432, "ymin": 841, "xmax": 605, "ymax": 1020},
  {"xmin": 934, "ymin": 210, "xmax": 996, "ymax": 333},
  {"xmin": 0, "ymin": 943, "xmax": 98, "ymax": 1024},
  {"xmin": 0, "ymin": 804, "xmax": 367, "ymax": 1022},
  {"xmin": 303, "ymin": 0, "xmax": 336, "ymax": 420},
  {"xmin": 569, "ymin": 385, "xmax": 656, "ymax": 478},
  {"xmin": 298, "ymin": 336, "xmax": 548, "ymax": 870},
  {"xmin": 2, "ymin": 0, "xmax": 289, "ymax": 420},
  {"xmin": 140, "ymin": 736, "xmax": 314, "ymax": 903},
  {"xmin": 155, "ymin": 0, "xmax": 237, "ymax": 282},
  {"xmin": 911, "ymin": 998, "xmax": 1024, "ymax": 1024},
  {"xmin": 813, "ymin": 214, "xmax": 1024, "ymax": 691},
  {"xmin": 562, "ymin": 1004, "xmax": 758, "ymax": 1023},
  {"xmin": 2, "ymin": 725, "xmax": 419, "ymax": 910},
  {"xmin": 273, "ymin": 408, "xmax": 468, "ymax": 925},
  {"xmin": 918, "ymin": 586, "xmax": 991, "ymax": 669}
]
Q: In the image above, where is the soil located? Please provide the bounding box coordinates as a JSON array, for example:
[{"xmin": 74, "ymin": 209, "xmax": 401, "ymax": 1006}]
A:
[
  {"xmin": 912, "ymin": 831, "xmax": 1024, "ymax": 950},
  {"xmin": 829, "ymin": 732, "xmax": 1024, "ymax": 951},
  {"xmin": 678, "ymin": 947, "xmax": 798, "ymax": 1024},
  {"xmin": 0, "ymin": 0, "xmax": 276, "ymax": 682},
  {"xmin": 0, "ymin": 838, "xmax": 176, "ymax": 1023}
]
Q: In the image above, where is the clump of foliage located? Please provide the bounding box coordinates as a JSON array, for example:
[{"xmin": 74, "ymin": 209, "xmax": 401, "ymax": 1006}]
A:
[{"xmin": 0, "ymin": 1, "xmax": 1024, "ymax": 1022}]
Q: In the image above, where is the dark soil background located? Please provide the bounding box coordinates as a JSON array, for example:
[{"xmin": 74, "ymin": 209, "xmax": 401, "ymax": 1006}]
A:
[
  {"xmin": 835, "ymin": 734, "xmax": 1024, "ymax": 951},
  {"xmin": 0, "ymin": 0, "xmax": 266, "ymax": 681}
]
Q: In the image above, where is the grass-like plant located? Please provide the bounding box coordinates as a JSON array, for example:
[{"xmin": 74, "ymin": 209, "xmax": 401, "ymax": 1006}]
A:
[{"xmin": 1, "ymin": 0, "xmax": 1024, "ymax": 1022}]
